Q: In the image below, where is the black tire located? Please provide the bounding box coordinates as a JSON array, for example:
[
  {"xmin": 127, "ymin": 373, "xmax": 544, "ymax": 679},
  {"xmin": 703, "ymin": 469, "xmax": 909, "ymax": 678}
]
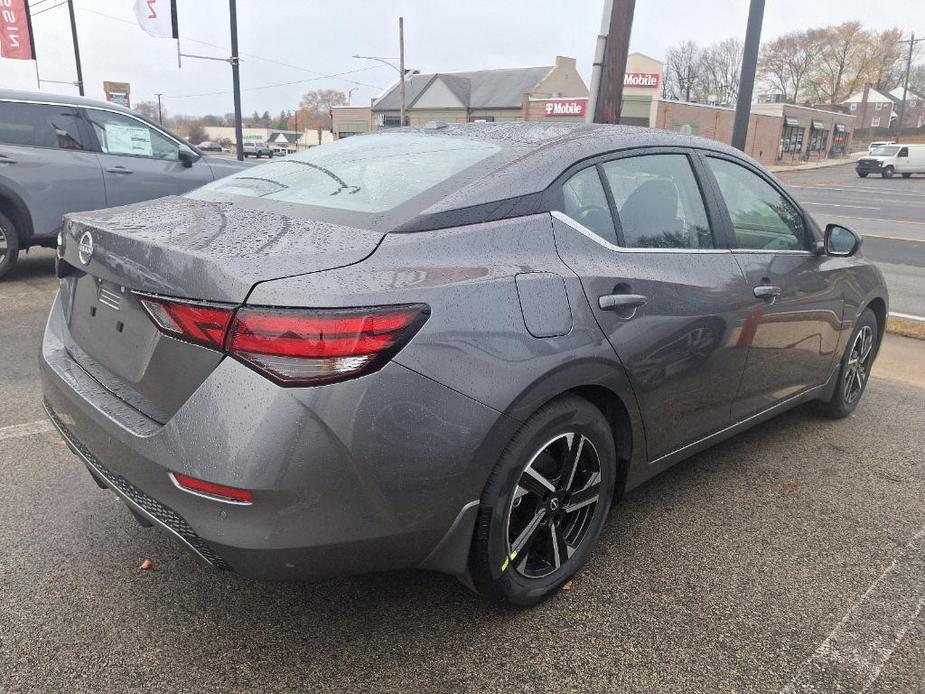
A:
[
  {"xmin": 469, "ymin": 395, "xmax": 617, "ymax": 607},
  {"xmin": 901, "ymin": 172, "xmax": 912, "ymax": 178},
  {"xmin": 882, "ymin": 166, "xmax": 894, "ymax": 179},
  {"xmin": 857, "ymin": 172, "xmax": 868, "ymax": 178},
  {"xmin": 813, "ymin": 308, "xmax": 879, "ymax": 419},
  {"xmin": 0, "ymin": 209, "xmax": 20, "ymax": 281}
]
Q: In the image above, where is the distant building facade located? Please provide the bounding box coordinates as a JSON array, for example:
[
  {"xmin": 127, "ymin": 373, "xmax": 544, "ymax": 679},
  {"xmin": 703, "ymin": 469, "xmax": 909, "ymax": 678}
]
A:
[{"xmin": 841, "ymin": 86, "xmax": 895, "ymax": 130}]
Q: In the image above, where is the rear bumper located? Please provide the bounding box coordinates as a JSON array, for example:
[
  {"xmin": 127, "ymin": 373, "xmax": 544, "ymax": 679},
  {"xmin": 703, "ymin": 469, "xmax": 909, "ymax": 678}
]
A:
[{"xmin": 41, "ymin": 293, "xmax": 506, "ymax": 580}]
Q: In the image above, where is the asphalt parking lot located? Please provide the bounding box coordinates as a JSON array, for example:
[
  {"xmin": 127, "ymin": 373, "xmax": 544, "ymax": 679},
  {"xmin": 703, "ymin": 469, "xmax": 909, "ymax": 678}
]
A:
[{"xmin": 1, "ymin": 249, "xmax": 923, "ymax": 693}]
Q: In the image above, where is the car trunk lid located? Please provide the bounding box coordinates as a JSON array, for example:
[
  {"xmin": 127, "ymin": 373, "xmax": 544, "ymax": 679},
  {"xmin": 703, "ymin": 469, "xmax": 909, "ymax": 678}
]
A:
[{"xmin": 59, "ymin": 195, "xmax": 385, "ymax": 422}]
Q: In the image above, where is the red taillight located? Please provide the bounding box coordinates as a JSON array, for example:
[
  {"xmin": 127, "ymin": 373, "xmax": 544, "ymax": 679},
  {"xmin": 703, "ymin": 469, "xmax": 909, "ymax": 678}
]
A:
[
  {"xmin": 171, "ymin": 472, "xmax": 254, "ymax": 504},
  {"xmin": 136, "ymin": 294, "xmax": 234, "ymax": 350},
  {"xmin": 135, "ymin": 292, "xmax": 429, "ymax": 387},
  {"xmin": 226, "ymin": 304, "xmax": 429, "ymax": 386}
]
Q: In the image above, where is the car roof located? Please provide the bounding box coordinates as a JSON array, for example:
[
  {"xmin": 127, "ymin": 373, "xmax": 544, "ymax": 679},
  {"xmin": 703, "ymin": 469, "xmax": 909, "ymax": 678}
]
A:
[
  {"xmin": 0, "ymin": 88, "xmax": 139, "ymax": 117},
  {"xmin": 379, "ymin": 122, "xmax": 754, "ymax": 220}
]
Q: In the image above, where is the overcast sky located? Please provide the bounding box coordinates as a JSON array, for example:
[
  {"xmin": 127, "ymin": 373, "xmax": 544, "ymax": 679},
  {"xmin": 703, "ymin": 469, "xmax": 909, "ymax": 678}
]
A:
[{"xmin": 4, "ymin": 0, "xmax": 923, "ymax": 118}]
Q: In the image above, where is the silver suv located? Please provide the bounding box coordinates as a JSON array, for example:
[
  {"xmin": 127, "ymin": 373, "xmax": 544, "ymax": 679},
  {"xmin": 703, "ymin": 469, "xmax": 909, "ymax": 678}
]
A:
[{"xmin": 0, "ymin": 89, "xmax": 249, "ymax": 279}]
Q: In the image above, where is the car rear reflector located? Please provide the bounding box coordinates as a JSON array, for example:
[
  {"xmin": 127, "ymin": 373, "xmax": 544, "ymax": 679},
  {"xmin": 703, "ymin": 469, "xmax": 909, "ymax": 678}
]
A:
[
  {"xmin": 171, "ymin": 472, "xmax": 254, "ymax": 504},
  {"xmin": 226, "ymin": 305, "xmax": 429, "ymax": 386},
  {"xmin": 136, "ymin": 294, "xmax": 234, "ymax": 350}
]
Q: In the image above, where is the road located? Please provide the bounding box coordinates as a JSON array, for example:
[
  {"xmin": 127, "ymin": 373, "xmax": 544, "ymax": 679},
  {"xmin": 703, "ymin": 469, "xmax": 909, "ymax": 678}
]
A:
[
  {"xmin": 1, "ymin": 251, "xmax": 923, "ymax": 693},
  {"xmin": 776, "ymin": 163, "xmax": 925, "ymax": 317}
]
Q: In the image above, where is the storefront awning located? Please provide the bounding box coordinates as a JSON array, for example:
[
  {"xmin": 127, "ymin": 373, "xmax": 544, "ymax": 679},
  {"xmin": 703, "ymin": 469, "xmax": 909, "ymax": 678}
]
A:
[
  {"xmin": 785, "ymin": 116, "xmax": 801, "ymax": 127},
  {"xmin": 811, "ymin": 120, "xmax": 827, "ymax": 129},
  {"xmin": 834, "ymin": 123, "xmax": 847, "ymax": 133}
]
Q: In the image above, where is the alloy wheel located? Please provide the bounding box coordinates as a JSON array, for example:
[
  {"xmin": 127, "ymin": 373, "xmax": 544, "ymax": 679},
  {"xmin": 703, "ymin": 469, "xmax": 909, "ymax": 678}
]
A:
[
  {"xmin": 844, "ymin": 325, "xmax": 874, "ymax": 404},
  {"xmin": 505, "ymin": 433, "xmax": 602, "ymax": 579},
  {"xmin": 0, "ymin": 225, "xmax": 7, "ymax": 265}
]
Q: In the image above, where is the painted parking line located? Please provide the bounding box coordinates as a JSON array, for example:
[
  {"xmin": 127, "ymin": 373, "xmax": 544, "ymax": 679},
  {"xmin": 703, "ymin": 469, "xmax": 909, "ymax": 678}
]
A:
[
  {"xmin": 779, "ymin": 525, "xmax": 925, "ymax": 693},
  {"xmin": 0, "ymin": 419, "xmax": 54, "ymax": 442}
]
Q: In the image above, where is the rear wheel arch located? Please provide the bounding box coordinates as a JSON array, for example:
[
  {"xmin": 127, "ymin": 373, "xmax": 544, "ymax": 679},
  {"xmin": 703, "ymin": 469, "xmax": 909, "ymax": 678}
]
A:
[
  {"xmin": 565, "ymin": 385, "xmax": 632, "ymax": 500},
  {"xmin": 0, "ymin": 186, "xmax": 33, "ymax": 245},
  {"xmin": 865, "ymin": 297, "xmax": 887, "ymax": 345}
]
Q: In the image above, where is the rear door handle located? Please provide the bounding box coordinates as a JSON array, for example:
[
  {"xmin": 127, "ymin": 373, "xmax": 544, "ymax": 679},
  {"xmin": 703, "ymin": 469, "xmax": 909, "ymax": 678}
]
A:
[
  {"xmin": 105, "ymin": 166, "xmax": 133, "ymax": 174},
  {"xmin": 754, "ymin": 285, "xmax": 782, "ymax": 302},
  {"xmin": 599, "ymin": 293, "xmax": 648, "ymax": 311}
]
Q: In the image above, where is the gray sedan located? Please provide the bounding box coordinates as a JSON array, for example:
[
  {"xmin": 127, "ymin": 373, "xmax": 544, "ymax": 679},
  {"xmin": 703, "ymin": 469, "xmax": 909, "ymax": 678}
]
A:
[
  {"xmin": 0, "ymin": 89, "xmax": 249, "ymax": 279},
  {"xmin": 41, "ymin": 123, "xmax": 887, "ymax": 606}
]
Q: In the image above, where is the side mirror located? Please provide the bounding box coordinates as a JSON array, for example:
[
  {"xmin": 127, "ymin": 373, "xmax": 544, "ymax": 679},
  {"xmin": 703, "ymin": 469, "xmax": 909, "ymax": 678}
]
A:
[
  {"xmin": 824, "ymin": 223, "xmax": 861, "ymax": 257},
  {"xmin": 178, "ymin": 147, "xmax": 198, "ymax": 168}
]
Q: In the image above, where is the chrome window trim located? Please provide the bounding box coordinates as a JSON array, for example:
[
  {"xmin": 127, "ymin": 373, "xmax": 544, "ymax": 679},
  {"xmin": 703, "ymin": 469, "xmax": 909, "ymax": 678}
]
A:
[
  {"xmin": 0, "ymin": 97, "xmax": 189, "ymax": 152},
  {"xmin": 550, "ymin": 210, "xmax": 731, "ymax": 255}
]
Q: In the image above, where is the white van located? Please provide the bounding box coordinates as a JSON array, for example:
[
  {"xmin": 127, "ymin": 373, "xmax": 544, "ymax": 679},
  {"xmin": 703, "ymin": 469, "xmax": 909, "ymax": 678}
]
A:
[
  {"xmin": 867, "ymin": 140, "xmax": 896, "ymax": 153},
  {"xmin": 856, "ymin": 143, "xmax": 925, "ymax": 178}
]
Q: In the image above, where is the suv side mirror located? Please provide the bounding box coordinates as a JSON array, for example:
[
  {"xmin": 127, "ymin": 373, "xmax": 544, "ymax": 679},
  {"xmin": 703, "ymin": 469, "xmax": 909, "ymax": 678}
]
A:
[
  {"xmin": 178, "ymin": 147, "xmax": 199, "ymax": 168},
  {"xmin": 824, "ymin": 223, "xmax": 861, "ymax": 257}
]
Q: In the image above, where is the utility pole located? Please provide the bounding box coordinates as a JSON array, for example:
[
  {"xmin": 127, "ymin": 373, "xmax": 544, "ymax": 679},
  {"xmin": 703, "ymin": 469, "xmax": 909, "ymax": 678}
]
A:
[
  {"xmin": 896, "ymin": 32, "xmax": 925, "ymax": 142},
  {"xmin": 591, "ymin": 0, "xmax": 635, "ymax": 124},
  {"xmin": 66, "ymin": 0, "xmax": 84, "ymax": 96},
  {"xmin": 399, "ymin": 17, "xmax": 406, "ymax": 127},
  {"xmin": 155, "ymin": 93, "xmax": 164, "ymax": 124},
  {"xmin": 229, "ymin": 0, "xmax": 244, "ymax": 161},
  {"xmin": 731, "ymin": 0, "xmax": 765, "ymax": 151}
]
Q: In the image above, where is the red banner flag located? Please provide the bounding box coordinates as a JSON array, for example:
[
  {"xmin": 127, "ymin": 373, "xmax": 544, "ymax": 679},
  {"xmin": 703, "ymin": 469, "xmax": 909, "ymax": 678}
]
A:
[{"xmin": 1, "ymin": 0, "xmax": 36, "ymax": 60}]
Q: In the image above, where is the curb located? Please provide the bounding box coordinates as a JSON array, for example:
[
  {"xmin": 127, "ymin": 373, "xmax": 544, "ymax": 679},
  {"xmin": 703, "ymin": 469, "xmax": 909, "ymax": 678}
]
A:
[{"xmin": 886, "ymin": 313, "xmax": 925, "ymax": 341}]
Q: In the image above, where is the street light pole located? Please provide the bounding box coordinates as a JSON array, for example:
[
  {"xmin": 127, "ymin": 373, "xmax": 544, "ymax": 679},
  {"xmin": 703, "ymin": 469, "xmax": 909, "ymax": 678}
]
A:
[
  {"xmin": 399, "ymin": 17, "xmax": 406, "ymax": 127},
  {"xmin": 155, "ymin": 93, "xmax": 164, "ymax": 124},
  {"xmin": 66, "ymin": 0, "xmax": 84, "ymax": 96},
  {"xmin": 229, "ymin": 0, "xmax": 244, "ymax": 161}
]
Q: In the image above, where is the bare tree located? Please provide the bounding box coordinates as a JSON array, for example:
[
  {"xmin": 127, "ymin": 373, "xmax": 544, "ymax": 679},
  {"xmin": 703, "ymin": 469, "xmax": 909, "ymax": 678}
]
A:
[
  {"xmin": 133, "ymin": 100, "xmax": 162, "ymax": 121},
  {"xmin": 806, "ymin": 22, "xmax": 873, "ymax": 104},
  {"xmin": 865, "ymin": 27, "xmax": 905, "ymax": 91},
  {"xmin": 186, "ymin": 122, "xmax": 208, "ymax": 144},
  {"xmin": 664, "ymin": 41, "xmax": 702, "ymax": 101},
  {"xmin": 699, "ymin": 37, "xmax": 743, "ymax": 104},
  {"xmin": 298, "ymin": 89, "xmax": 348, "ymax": 130},
  {"xmin": 759, "ymin": 31, "xmax": 820, "ymax": 103}
]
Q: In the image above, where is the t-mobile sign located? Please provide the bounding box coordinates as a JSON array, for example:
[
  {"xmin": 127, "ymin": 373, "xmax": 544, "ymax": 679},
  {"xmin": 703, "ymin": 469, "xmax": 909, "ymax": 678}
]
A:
[
  {"xmin": 624, "ymin": 72, "xmax": 660, "ymax": 89},
  {"xmin": 543, "ymin": 100, "xmax": 587, "ymax": 117}
]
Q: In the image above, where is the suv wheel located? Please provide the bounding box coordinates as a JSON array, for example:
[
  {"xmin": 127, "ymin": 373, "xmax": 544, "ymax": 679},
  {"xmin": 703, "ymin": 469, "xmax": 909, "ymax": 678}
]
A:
[
  {"xmin": 469, "ymin": 396, "xmax": 617, "ymax": 606},
  {"xmin": 882, "ymin": 166, "xmax": 895, "ymax": 179},
  {"xmin": 0, "ymin": 210, "xmax": 20, "ymax": 281}
]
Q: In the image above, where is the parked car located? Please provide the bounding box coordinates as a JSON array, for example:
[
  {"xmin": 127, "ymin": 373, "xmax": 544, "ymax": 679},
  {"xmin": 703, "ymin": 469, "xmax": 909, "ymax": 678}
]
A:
[
  {"xmin": 856, "ymin": 143, "xmax": 925, "ymax": 178},
  {"xmin": 197, "ymin": 141, "xmax": 223, "ymax": 152},
  {"xmin": 42, "ymin": 123, "xmax": 888, "ymax": 606},
  {"xmin": 242, "ymin": 142, "xmax": 273, "ymax": 158},
  {"xmin": 0, "ymin": 89, "xmax": 250, "ymax": 279}
]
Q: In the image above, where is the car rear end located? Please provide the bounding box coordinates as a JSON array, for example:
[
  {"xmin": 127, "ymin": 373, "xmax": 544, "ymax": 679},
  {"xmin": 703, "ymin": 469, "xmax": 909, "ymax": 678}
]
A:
[{"xmin": 40, "ymin": 132, "xmax": 518, "ymax": 579}]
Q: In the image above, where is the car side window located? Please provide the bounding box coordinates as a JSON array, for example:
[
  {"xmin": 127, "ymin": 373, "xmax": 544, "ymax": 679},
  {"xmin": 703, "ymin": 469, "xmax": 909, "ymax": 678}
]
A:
[
  {"xmin": 0, "ymin": 102, "xmax": 86, "ymax": 150},
  {"xmin": 86, "ymin": 110, "xmax": 180, "ymax": 161},
  {"xmin": 898, "ymin": 147, "xmax": 909, "ymax": 157},
  {"xmin": 561, "ymin": 166, "xmax": 618, "ymax": 245},
  {"xmin": 706, "ymin": 157, "xmax": 806, "ymax": 251},
  {"xmin": 600, "ymin": 154, "xmax": 714, "ymax": 249}
]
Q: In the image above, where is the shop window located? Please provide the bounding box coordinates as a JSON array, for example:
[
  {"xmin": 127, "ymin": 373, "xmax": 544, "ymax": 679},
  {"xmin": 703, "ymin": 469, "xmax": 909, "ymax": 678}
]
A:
[
  {"xmin": 468, "ymin": 116, "xmax": 495, "ymax": 123},
  {"xmin": 779, "ymin": 125, "xmax": 804, "ymax": 158},
  {"xmin": 809, "ymin": 128, "xmax": 828, "ymax": 152},
  {"xmin": 381, "ymin": 115, "xmax": 409, "ymax": 128}
]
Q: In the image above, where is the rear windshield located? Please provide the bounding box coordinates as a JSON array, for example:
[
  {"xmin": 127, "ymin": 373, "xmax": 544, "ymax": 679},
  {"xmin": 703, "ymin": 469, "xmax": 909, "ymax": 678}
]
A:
[
  {"xmin": 870, "ymin": 146, "xmax": 900, "ymax": 156},
  {"xmin": 200, "ymin": 133, "xmax": 500, "ymax": 213}
]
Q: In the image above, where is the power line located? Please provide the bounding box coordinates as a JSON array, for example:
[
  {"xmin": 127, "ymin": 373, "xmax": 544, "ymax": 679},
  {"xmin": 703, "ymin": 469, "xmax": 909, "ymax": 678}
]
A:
[
  {"xmin": 167, "ymin": 66, "xmax": 384, "ymax": 99},
  {"xmin": 30, "ymin": 0, "xmax": 67, "ymax": 17},
  {"xmin": 78, "ymin": 7, "xmax": 386, "ymax": 91}
]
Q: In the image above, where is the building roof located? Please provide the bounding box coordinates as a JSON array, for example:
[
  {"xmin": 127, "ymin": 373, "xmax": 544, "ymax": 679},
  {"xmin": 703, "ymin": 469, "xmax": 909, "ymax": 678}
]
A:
[
  {"xmin": 373, "ymin": 65, "xmax": 554, "ymax": 111},
  {"xmin": 887, "ymin": 86, "xmax": 923, "ymax": 103},
  {"xmin": 842, "ymin": 87, "xmax": 894, "ymax": 104}
]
